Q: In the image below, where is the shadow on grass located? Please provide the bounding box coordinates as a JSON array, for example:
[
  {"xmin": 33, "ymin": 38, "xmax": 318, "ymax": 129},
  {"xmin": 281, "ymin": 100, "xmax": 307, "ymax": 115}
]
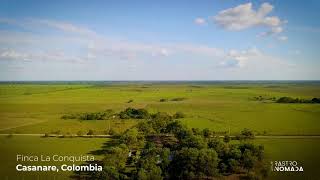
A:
[
  {"xmin": 70, "ymin": 136, "xmax": 120, "ymax": 179},
  {"xmin": 88, "ymin": 136, "xmax": 120, "ymax": 156}
]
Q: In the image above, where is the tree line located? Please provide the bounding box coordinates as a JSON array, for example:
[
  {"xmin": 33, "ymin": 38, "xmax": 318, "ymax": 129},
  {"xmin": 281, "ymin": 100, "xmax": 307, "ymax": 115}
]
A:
[{"xmin": 61, "ymin": 108, "xmax": 185, "ymax": 121}]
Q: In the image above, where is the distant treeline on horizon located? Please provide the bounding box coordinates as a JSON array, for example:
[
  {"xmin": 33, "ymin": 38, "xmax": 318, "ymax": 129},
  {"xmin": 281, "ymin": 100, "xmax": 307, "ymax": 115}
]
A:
[{"xmin": 0, "ymin": 80, "xmax": 320, "ymax": 85}]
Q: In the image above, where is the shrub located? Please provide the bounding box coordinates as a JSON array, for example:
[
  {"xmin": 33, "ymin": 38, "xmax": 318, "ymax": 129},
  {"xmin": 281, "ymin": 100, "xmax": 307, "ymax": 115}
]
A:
[
  {"xmin": 312, "ymin": 98, "xmax": 320, "ymax": 103},
  {"xmin": 62, "ymin": 109, "xmax": 115, "ymax": 120},
  {"xmin": 237, "ymin": 128, "xmax": 255, "ymax": 140},
  {"xmin": 77, "ymin": 130, "xmax": 85, "ymax": 136},
  {"xmin": 119, "ymin": 108, "xmax": 150, "ymax": 119},
  {"xmin": 159, "ymin": 98, "xmax": 168, "ymax": 102},
  {"xmin": 277, "ymin": 96, "xmax": 303, "ymax": 103},
  {"xmin": 171, "ymin": 97, "xmax": 187, "ymax": 101},
  {"xmin": 173, "ymin": 112, "xmax": 186, "ymax": 119},
  {"xmin": 276, "ymin": 96, "xmax": 317, "ymax": 103},
  {"xmin": 192, "ymin": 128, "xmax": 201, "ymax": 135},
  {"xmin": 223, "ymin": 135, "xmax": 231, "ymax": 143},
  {"xmin": 87, "ymin": 129, "xmax": 95, "ymax": 135},
  {"xmin": 202, "ymin": 128, "xmax": 212, "ymax": 138},
  {"xmin": 106, "ymin": 128, "xmax": 117, "ymax": 135}
]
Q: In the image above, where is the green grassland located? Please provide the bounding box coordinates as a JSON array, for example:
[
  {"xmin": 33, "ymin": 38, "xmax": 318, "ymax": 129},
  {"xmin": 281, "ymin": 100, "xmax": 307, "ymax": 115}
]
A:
[
  {"xmin": 0, "ymin": 82, "xmax": 319, "ymax": 135},
  {"xmin": 0, "ymin": 82, "xmax": 319, "ymax": 179},
  {"xmin": 0, "ymin": 136, "xmax": 107, "ymax": 180}
]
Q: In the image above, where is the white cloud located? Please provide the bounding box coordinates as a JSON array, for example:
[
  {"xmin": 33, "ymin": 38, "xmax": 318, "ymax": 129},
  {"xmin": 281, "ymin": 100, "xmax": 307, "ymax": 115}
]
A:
[
  {"xmin": 0, "ymin": 49, "xmax": 29, "ymax": 61},
  {"xmin": 194, "ymin": 18, "xmax": 206, "ymax": 25},
  {"xmin": 0, "ymin": 17, "xmax": 98, "ymax": 38},
  {"xmin": 213, "ymin": 2, "xmax": 283, "ymax": 34},
  {"xmin": 221, "ymin": 48, "xmax": 261, "ymax": 68},
  {"xmin": 271, "ymin": 26, "xmax": 283, "ymax": 34},
  {"xmin": 217, "ymin": 47, "xmax": 296, "ymax": 74},
  {"xmin": 277, "ymin": 36, "xmax": 288, "ymax": 41},
  {"xmin": 0, "ymin": 48, "xmax": 84, "ymax": 63},
  {"xmin": 258, "ymin": 26, "xmax": 284, "ymax": 37},
  {"xmin": 30, "ymin": 19, "xmax": 98, "ymax": 37},
  {"xmin": 0, "ymin": 17, "xmax": 295, "ymax": 74}
]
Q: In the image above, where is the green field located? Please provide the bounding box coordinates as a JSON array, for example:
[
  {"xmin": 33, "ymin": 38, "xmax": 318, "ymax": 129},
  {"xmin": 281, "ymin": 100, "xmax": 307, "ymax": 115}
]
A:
[
  {"xmin": 1, "ymin": 82, "xmax": 320, "ymax": 135},
  {"xmin": 0, "ymin": 82, "xmax": 320, "ymax": 179}
]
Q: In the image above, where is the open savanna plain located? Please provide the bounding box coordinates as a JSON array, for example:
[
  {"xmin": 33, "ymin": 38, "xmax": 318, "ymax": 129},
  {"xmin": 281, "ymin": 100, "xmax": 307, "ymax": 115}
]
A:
[{"xmin": 0, "ymin": 81, "xmax": 320, "ymax": 179}]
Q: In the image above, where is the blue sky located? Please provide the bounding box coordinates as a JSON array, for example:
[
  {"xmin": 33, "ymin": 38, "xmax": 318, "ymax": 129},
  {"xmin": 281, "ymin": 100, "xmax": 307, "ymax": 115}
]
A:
[{"xmin": 0, "ymin": 0, "xmax": 319, "ymax": 80}]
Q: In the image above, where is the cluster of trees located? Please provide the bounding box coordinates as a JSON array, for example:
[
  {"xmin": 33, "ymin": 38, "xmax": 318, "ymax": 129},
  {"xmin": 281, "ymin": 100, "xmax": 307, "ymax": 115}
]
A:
[
  {"xmin": 61, "ymin": 108, "xmax": 186, "ymax": 121},
  {"xmin": 253, "ymin": 96, "xmax": 276, "ymax": 101},
  {"xmin": 119, "ymin": 108, "xmax": 150, "ymax": 119},
  {"xmin": 88, "ymin": 114, "xmax": 267, "ymax": 180},
  {"xmin": 61, "ymin": 109, "xmax": 114, "ymax": 120},
  {"xmin": 252, "ymin": 96, "xmax": 320, "ymax": 104},
  {"xmin": 159, "ymin": 97, "xmax": 187, "ymax": 102},
  {"xmin": 119, "ymin": 108, "xmax": 185, "ymax": 120},
  {"xmin": 276, "ymin": 97, "xmax": 320, "ymax": 104}
]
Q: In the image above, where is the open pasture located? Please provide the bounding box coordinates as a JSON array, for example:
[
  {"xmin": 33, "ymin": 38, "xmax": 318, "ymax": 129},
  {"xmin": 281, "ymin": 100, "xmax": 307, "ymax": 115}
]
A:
[{"xmin": 0, "ymin": 82, "xmax": 320, "ymax": 135}]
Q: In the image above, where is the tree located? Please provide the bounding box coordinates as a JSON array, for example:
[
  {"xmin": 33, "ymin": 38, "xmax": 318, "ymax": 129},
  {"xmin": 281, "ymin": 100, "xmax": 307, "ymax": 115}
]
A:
[
  {"xmin": 169, "ymin": 148, "xmax": 199, "ymax": 179},
  {"xmin": 242, "ymin": 149, "xmax": 257, "ymax": 172},
  {"xmin": 197, "ymin": 148, "xmax": 219, "ymax": 177},
  {"xmin": 77, "ymin": 130, "xmax": 84, "ymax": 136},
  {"xmin": 119, "ymin": 108, "xmax": 150, "ymax": 119},
  {"xmin": 229, "ymin": 146, "xmax": 242, "ymax": 160},
  {"xmin": 208, "ymin": 138, "xmax": 226, "ymax": 156},
  {"xmin": 159, "ymin": 148, "xmax": 171, "ymax": 176},
  {"xmin": 103, "ymin": 144, "xmax": 129, "ymax": 170},
  {"xmin": 239, "ymin": 128, "xmax": 255, "ymax": 140},
  {"xmin": 150, "ymin": 112, "xmax": 172, "ymax": 133},
  {"xmin": 87, "ymin": 129, "xmax": 95, "ymax": 135},
  {"xmin": 137, "ymin": 121, "xmax": 155, "ymax": 135},
  {"xmin": 169, "ymin": 148, "xmax": 219, "ymax": 179},
  {"xmin": 202, "ymin": 128, "xmax": 212, "ymax": 138},
  {"xmin": 159, "ymin": 98, "xmax": 168, "ymax": 102},
  {"xmin": 173, "ymin": 112, "xmax": 185, "ymax": 119},
  {"xmin": 192, "ymin": 128, "xmax": 201, "ymax": 135},
  {"xmin": 228, "ymin": 159, "xmax": 240, "ymax": 173},
  {"xmin": 166, "ymin": 120, "xmax": 184, "ymax": 134},
  {"xmin": 181, "ymin": 134, "xmax": 207, "ymax": 149},
  {"xmin": 120, "ymin": 128, "xmax": 145, "ymax": 148},
  {"xmin": 312, "ymin": 97, "xmax": 320, "ymax": 103},
  {"xmin": 137, "ymin": 166, "xmax": 163, "ymax": 180},
  {"xmin": 223, "ymin": 135, "xmax": 231, "ymax": 143}
]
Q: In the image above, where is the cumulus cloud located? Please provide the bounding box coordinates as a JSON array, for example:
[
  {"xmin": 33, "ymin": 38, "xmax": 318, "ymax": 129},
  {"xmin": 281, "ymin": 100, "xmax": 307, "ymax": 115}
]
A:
[
  {"xmin": 212, "ymin": 2, "xmax": 290, "ymax": 41},
  {"xmin": 218, "ymin": 47, "xmax": 295, "ymax": 71},
  {"xmin": 220, "ymin": 48, "xmax": 261, "ymax": 68},
  {"xmin": 194, "ymin": 18, "xmax": 206, "ymax": 25},
  {"xmin": 213, "ymin": 3, "xmax": 282, "ymax": 31}
]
